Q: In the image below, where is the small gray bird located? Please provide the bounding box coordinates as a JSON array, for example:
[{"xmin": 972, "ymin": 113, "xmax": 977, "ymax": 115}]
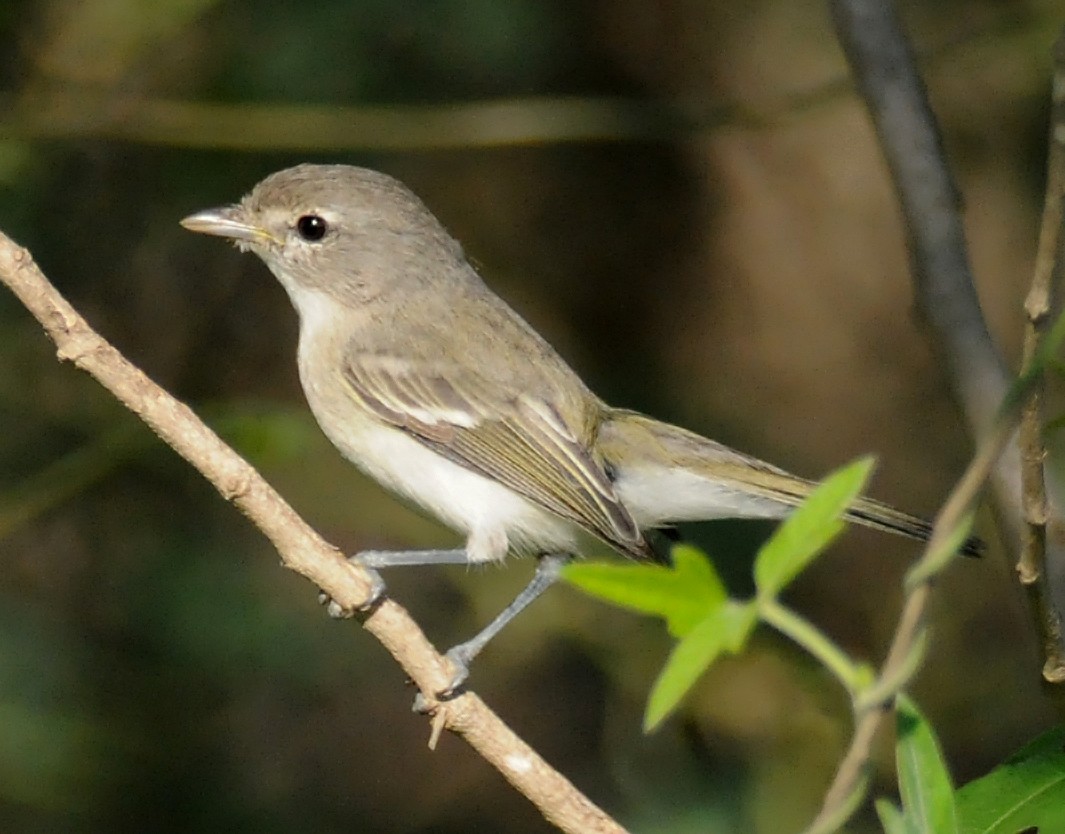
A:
[{"xmin": 182, "ymin": 164, "xmax": 979, "ymax": 693}]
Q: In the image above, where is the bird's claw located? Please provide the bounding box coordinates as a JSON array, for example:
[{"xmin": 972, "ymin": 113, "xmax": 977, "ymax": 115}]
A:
[
  {"xmin": 410, "ymin": 646, "xmax": 472, "ymax": 714},
  {"xmin": 412, "ymin": 692, "xmax": 434, "ymax": 714},
  {"xmin": 317, "ymin": 558, "xmax": 387, "ymax": 617},
  {"xmin": 437, "ymin": 645, "xmax": 472, "ymax": 699}
]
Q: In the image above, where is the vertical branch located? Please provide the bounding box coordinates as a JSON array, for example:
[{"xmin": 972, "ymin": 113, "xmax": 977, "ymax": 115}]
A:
[
  {"xmin": 1017, "ymin": 32, "xmax": 1065, "ymax": 682},
  {"xmin": 829, "ymin": 0, "xmax": 1009, "ymax": 435},
  {"xmin": 804, "ymin": 417, "xmax": 1017, "ymax": 833},
  {"xmin": 820, "ymin": 2, "xmax": 1065, "ymax": 829},
  {"xmin": 829, "ymin": 0, "xmax": 1065, "ymax": 675}
]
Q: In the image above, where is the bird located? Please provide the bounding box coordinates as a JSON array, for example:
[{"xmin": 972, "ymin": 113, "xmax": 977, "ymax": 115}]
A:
[{"xmin": 181, "ymin": 163, "xmax": 981, "ymax": 694}]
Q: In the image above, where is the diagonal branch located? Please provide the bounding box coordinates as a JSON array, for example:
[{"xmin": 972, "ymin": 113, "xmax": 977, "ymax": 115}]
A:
[{"xmin": 0, "ymin": 232, "xmax": 628, "ymax": 834}]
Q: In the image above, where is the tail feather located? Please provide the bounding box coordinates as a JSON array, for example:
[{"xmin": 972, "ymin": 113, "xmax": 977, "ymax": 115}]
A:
[
  {"xmin": 599, "ymin": 409, "xmax": 984, "ymax": 558},
  {"xmin": 709, "ymin": 468, "xmax": 983, "ymax": 558},
  {"xmin": 845, "ymin": 496, "xmax": 982, "ymax": 557}
]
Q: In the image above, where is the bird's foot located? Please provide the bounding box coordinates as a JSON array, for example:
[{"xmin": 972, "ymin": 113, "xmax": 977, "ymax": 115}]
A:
[
  {"xmin": 410, "ymin": 643, "xmax": 475, "ymax": 715},
  {"xmin": 317, "ymin": 554, "xmax": 387, "ymax": 617}
]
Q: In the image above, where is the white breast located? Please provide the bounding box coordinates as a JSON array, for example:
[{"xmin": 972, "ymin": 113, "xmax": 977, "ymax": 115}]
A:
[
  {"xmin": 334, "ymin": 419, "xmax": 581, "ymax": 562},
  {"xmin": 284, "ymin": 284, "xmax": 581, "ymax": 563}
]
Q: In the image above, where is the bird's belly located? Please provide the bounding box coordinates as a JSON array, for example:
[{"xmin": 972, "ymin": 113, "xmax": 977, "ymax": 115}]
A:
[
  {"xmin": 306, "ymin": 395, "xmax": 581, "ymax": 561},
  {"xmin": 614, "ymin": 465, "xmax": 790, "ymax": 526}
]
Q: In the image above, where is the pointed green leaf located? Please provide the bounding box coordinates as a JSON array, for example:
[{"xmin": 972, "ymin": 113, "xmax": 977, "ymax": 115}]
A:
[
  {"xmin": 671, "ymin": 542, "xmax": 721, "ymax": 589},
  {"xmin": 874, "ymin": 798, "xmax": 912, "ymax": 834},
  {"xmin": 904, "ymin": 512, "xmax": 975, "ymax": 588},
  {"xmin": 1049, "ymin": 356, "xmax": 1065, "ymax": 379},
  {"xmin": 1002, "ymin": 308, "xmax": 1065, "ymax": 416},
  {"xmin": 644, "ymin": 602, "xmax": 757, "ymax": 730},
  {"xmin": 956, "ymin": 725, "xmax": 1065, "ymax": 834},
  {"xmin": 563, "ymin": 545, "xmax": 727, "ymax": 637},
  {"xmin": 1043, "ymin": 411, "xmax": 1065, "ymax": 436},
  {"xmin": 754, "ymin": 456, "xmax": 875, "ymax": 598},
  {"xmin": 718, "ymin": 600, "xmax": 759, "ymax": 653},
  {"xmin": 896, "ymin": 694, "xmax": 958, "ymax": 834}
]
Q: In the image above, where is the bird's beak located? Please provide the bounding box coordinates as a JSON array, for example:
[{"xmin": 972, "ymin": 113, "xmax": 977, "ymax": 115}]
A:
[{"xmin": 180, "ymin": 205, "xmax": 278, "ymax": 245}]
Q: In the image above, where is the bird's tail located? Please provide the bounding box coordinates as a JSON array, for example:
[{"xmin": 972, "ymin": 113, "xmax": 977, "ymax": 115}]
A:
[{"xmin": 598, "ymin": 409, "xmax": 983, "ymax": 557}]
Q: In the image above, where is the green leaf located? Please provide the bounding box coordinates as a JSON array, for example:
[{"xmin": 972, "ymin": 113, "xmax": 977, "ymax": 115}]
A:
[
  {"xmin": 563, "ymin": 545, "xmax": 727, "ymax": 637},
  {"xmin": 1001, "ymin": 308, "xmax": 1065, "ymax": 416},
  {"xmin": 956, "ymin": 725, "xmax": 1065, "ymax": 834},
  {"xmin": 1044, "ymin": 411, "xmax": 1065, "ymax": 436},
  {"xmin": 643, "ymin": 602, "xmax": 757, "ymax": 731},
  {"xmin": 895, "ymin": 694, "xmax": 958, "ymax": 834},
  {"xmin": 874, "ymin": 798, "xmax": 912, "ymax": 834},
  {"xmin": 904, "ymin": 511, "xmax": 975, "ymax": 588},
  {"xmin": 754, "ymin": 456, "xmax": 876, "ymax": 598}
]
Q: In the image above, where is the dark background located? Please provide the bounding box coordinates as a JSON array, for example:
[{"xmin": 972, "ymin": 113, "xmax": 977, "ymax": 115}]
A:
[{"xmin": 0, "ymin": 1, "xmax": 1060, "ymax": 831}]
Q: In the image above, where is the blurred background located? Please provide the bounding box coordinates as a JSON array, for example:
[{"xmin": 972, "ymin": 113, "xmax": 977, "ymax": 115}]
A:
[{"xmin": 0, "ymin": 1, "xmax": 1061, "ymax": 831}]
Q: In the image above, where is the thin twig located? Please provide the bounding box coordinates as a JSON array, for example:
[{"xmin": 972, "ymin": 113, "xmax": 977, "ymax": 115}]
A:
[
  {"xmin": 806, "ymin": 415, "xmax": 1018, "ymax": 833},
  {"xmin": 830, "ymin": 0, "xmax": 1065, "ymax": 676},
  {"xmin": 1016, "ymin": 30, "xmax": 1065, "ymax": 683},
  {"xmin": 0, "ymin": 233, "xmax": 628, "ymax": 834},
  {"xmin": 811, "ymin": 8, "xmax": 1065, "ymax": 826}
]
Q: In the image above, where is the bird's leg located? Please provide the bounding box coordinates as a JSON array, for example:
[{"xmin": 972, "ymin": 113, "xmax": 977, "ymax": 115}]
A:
[
  {"xmin": 321, "ymin": 549, "xmax": 573, "ymax": 699},
  {"xmin": 320, "ymin": 548, "xmax": 470, "ymax": 616},
  {"xmin": 357, "ymin": 548, "xmax": 472, "ymax": 568},
  {"xmin": 436, "ymin": 552, "xmax": 573, "ymax": 698}
]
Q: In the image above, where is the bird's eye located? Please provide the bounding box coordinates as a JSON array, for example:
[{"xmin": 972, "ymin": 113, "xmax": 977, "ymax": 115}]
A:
[{"xmin": 295, "ymin": 214, "xmax": 328, "ymax": 242}]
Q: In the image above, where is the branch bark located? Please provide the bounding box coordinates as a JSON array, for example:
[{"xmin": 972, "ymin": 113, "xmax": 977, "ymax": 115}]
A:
[
  {"xmin": 831, "ymin": 0, "xmax": 1008, "ymax": 432},
  {"xmin": 0, "ymin": 233, "xmax": 628, "ymax": 834},
  {"xmin": 814, "ymin": 3, "xmax": 1065, "ymax": 829},
  {"xmin": 1015, "ymin": 30, "xmax": 1065, "ymax": 682},
  {"xmin": 829, "ymin": 0, "xmax": 1065, "ymax": 676},
  {"xmin": 806, "ymin": 415, "xmax": 1017, "ymax": 833}
]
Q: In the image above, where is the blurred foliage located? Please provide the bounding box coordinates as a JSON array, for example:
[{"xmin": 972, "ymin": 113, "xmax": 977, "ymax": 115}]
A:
[{"xmin": 0, "ymin": 0, "xmax": 1063, "ymax": 832}]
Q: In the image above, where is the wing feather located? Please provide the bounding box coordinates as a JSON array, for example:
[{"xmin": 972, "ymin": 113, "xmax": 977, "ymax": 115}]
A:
[{"xmin": 341, "ymin": 355, "xmax": 649, "ymax": 558}]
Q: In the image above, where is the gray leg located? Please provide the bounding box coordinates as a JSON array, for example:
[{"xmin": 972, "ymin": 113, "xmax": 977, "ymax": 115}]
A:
[
  {"xmin": 357, "ymin": 548, "xmax": 470, "ymax": 569},
  {"xmin": 437, "ymin": 552, "xmax": 572, "ymax": 698},
  {"xmin": 321, "ymin": 548, "xmax": 471, "ymax": 616},
  {"xmin": 323, "ymin": 549, "xmax": 573, "ymax": 699}
]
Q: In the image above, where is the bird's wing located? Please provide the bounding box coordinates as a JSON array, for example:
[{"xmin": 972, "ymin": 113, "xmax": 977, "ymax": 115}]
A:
[{"xmin": 340, "ymin": 354, "xmax": 650, "ymax": 559}]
